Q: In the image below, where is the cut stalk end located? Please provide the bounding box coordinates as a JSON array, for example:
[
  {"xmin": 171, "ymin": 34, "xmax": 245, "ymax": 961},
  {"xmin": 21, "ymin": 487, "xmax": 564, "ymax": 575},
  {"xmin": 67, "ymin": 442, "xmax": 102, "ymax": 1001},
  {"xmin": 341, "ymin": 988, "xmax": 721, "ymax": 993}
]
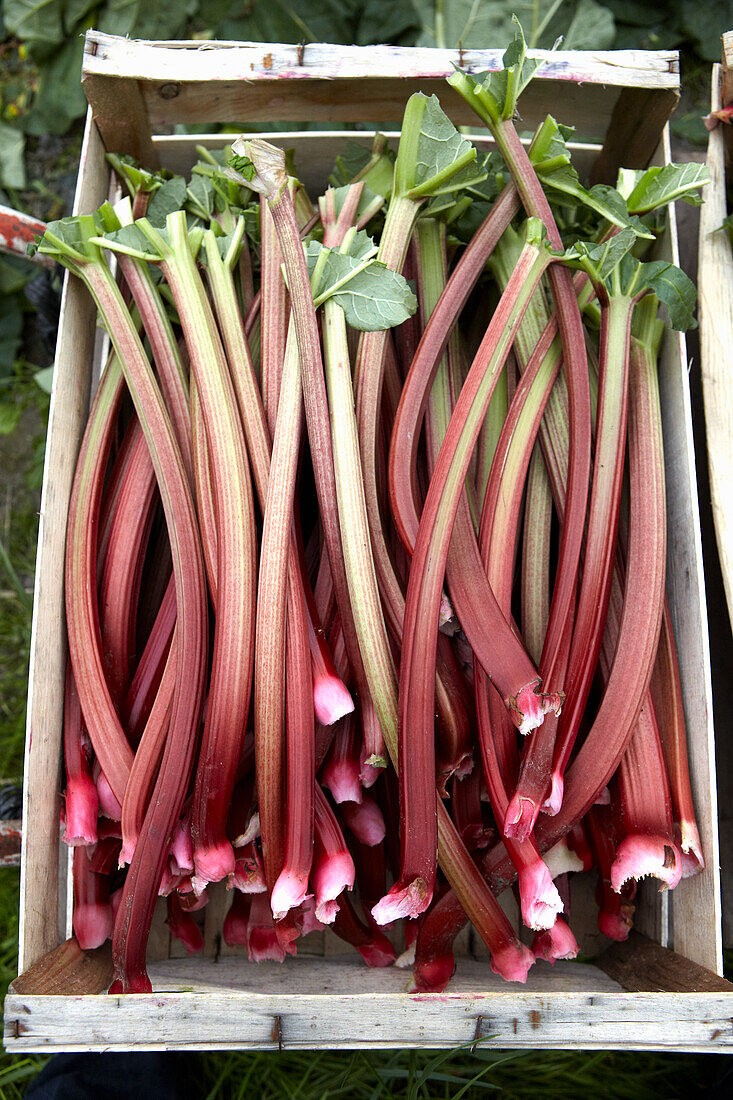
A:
[
  {"xmin": 610, "ymin": 834, "xmax": 683, "ymax": 893},
  {"xmin": 371, "ymin": 877, "xmax": 431, "ymax": 925},
  {"xmin": 313, "ymin": 674, "xmax": 355, "ymax": 726},
  {"xmin": 489, "ymin": 941, "xmax": 535, "ymax": 984},
  {"xmin": 507, "ymin": 681, "xmax": 564, "ymax": 736},
  {"xmin": 271, "ymin": 870, "xmax": 311, "ymax": 920},
  {"xmin": 517, "ymin": 858, "xmax": 564, "ymax": 930},
  {"xmin": 410, "ymin": 953, "xmax": 456, "ymax": 993},
  {"xmin": 532, "ymin": 917, "xmax": 579, "ymax": 964},
  {"xmin": 193, "ymin": 838, "xmax": 236, "ymax": 890},
  {"xmin": 63, "ymin": 775, "xmax": 99, "ymax": 846}
]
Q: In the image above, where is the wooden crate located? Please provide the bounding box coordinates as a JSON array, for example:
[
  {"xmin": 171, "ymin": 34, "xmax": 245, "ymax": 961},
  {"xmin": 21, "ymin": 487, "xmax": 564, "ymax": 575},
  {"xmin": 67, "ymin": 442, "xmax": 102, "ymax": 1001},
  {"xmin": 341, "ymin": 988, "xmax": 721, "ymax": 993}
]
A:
[
  {"xmin": 3, "ymin": 32, "xmax": 729, "ymax": 1053},
  {"xmin": 699, "ymin": 48, "xmax": 733, "ymax": 637}
]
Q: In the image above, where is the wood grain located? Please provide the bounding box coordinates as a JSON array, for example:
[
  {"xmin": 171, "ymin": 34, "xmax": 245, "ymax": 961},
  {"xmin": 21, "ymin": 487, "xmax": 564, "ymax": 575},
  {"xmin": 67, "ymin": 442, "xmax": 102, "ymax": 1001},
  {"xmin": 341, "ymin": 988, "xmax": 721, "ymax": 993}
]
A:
[
  {"xmin": 597, "ymin": 932, "xmax": 733, "ymax": 993},
  {"xmin": 9, "ymin": 938, "xmax": 112, "ymax": 997}
]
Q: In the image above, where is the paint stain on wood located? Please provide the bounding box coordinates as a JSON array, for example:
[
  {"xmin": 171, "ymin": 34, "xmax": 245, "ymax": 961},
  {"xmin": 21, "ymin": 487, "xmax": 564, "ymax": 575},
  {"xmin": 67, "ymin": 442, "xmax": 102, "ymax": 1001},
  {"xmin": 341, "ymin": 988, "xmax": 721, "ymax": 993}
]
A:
[
  {"xmin": 263, "ymin": 54, "xmax": 273, "ymax": 70},
  {"xmin": 529, "ymin": 1010, "xmax": 542, "ymax": 1029}
]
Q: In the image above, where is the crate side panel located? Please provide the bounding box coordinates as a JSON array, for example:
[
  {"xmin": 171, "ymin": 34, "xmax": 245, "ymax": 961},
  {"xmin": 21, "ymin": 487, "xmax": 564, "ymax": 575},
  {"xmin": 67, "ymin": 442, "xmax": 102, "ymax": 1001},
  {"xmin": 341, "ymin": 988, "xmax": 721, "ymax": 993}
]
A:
[
  {"xmin": 19, "ymin": 112, "xmax": 110, "ymax": 973},
  {"xmin": 653, "ymin": 129, "xmax": 722, "ymax": 974},
  {"xmin": 7, "ymin": 983, "xmax": 733, "ymax": 1053}
]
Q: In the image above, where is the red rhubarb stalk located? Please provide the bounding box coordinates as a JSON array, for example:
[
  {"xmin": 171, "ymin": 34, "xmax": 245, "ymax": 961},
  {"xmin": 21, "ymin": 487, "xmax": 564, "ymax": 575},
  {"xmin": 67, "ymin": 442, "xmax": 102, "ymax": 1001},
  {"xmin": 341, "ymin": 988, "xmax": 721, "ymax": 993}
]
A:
[{"xmin": 62, "ymin": 665, "xmax": 98, "ymax": 847}]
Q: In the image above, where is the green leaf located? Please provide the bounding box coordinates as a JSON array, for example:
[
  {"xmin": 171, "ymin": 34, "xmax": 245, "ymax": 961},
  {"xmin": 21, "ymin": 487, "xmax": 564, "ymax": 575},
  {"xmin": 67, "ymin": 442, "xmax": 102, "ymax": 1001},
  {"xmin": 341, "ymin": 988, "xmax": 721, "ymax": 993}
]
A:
[
  {"xmin": 106, "ymin": 153, "xmax": 168, "ymax": 198},
  {"xmin": 476, "ymin": 19, "xmax": 543, "ymax": 124},
  {"xmin": 186, "ymin": 174, "xmax": 215, "ymax": 222},
  {"xmin": 0, "ymin": 402, "xmax": 21, "ymax": 435},
  {"xmin": 308, "ymin": 230, "xmax": 416, "ymax": 331},
  {"xmin": 563, "ymin": 225, "xmax": 639, "ymax": 283},
  {"xmin": 329, "ymin": 183, "xmax": 385, "ymax": 223},
  {"xmin": 100, "ymin": 222, "xmax": 167, "ymax": 260},
  {"xmin": 213, "ymin": 0, "xmax": 352, "ymax": 46},
  {"xmin": 530, "ymin": 117, "xmax": 648, "ymax": 234},
  {"xmin": 623, "ymin": 162, "xmax": 710, "ymax": 215},
  {"xmin": 553, "ymin": 0, "xmax": 615, "ymax": 50},
  {"xmin": 396, "ymin": 93, "xmax": 483, "ymax": 200},
  {"xmin": 0, "ymin": 123, "xmax": 26, "ymax": 190},
  {"xmin": 3, "ymin": 0, "xmax": 64, "ymax": 48},
  {"xmin": 99, "ymin": 0, "xmax": 198, "ymax": 40},
  {"xmin": 23, "ymin": 34, "xmax": 87, "ymax": 135},
  {"xmin": 355, "ymin": 0, "xmax": 421, "ymax": 45},
  {"xmin": 146, "ymin": 177, "xmax": 187, "ymax": 228},
  {"xmin": 416, "ymin": 0, "xmax": 514, "ymax": 49},
  {"xmin": 0, "ymin": 256, "xmax": 34, "ymax": 295},
  {"xmin": 33, "ymin": 366, "xmax": 54, "ymax": 394},
  {"xmin": 636, "ymin": 260, "xmax": 697, "ymax": 331},
  {"xmin": 329, "ymin": 263, "xmax": 417, "ymax": 331}
]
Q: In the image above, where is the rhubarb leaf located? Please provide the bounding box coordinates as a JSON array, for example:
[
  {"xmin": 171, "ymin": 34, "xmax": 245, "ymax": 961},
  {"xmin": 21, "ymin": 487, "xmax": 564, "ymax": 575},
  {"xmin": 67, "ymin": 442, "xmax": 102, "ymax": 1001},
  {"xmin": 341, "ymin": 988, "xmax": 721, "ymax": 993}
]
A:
[
  {"xmin": 449, "ymin": 20, "xmax": 543, "ymax": 126},
  {"xmin": 106, "ymin": 153, "xmax": 168, "ymax": 199},
  {"xmin": 307, "ymin": 235, "xmax": 416, "ymax": 331},
  {"xmin": 531, "ymin": 117, "xmax": 651, "ymax": 235},
  {"xmin": 620, "ymin": 163, "xmax": 710, "ymax": 214},
  {"xmin": 329, "ymin": 135, "xmax": 396, "ymax": 196},
  {"xmin": 562, "ymin": 226, "xmax": 639, "ymax": 284},
  {"xmin": 634, "ymin": 261, "xmax": 697, "ymax": 332},
  {"xmin": 100, "ymin": 223, "xmax": 164, "ymax": 260},
  {"xmin": 327, "ymin": 264, "xmax": 417, "ymax": 331},
  {"xmin": 147, "ymin": 177, "xmax": 187, "ymax": 228},
  {"xmin": 395, "ymin": 94, "xmax": 483, "ymax": 200},
  {"xmin": 329, "ymin": 183, "xmax": 385, "ymax": 223},
  {"xmin": 186, "ymin": 174, "xmax": 216, "ymax": 223}
]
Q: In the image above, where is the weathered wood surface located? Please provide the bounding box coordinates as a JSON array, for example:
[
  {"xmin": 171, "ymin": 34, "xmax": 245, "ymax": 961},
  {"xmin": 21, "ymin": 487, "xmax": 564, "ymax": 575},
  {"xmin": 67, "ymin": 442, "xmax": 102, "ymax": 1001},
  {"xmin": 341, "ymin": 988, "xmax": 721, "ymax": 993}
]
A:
[
  {"xmin": 82, "ymin": 33, "xmax": 678, "ymax": 174},
  {"xmin": 5, "ymin": 957, "xmax": 733, "ymax": 1053},
  {"xmin": 649, "ymin": 129, "xmax": 722, "ymax": 976},
  {"xmin": 9, "ymin": 939, "xmax": 112, "ymax": 998},
  {"xmin": 699, "ymin": 66, "xmax": 733, "ymax": 639},
  {"xmin": 597, "ymin": 932, "xmax": 733, "ymax": 993},
  {"xmin": 19, "ymin": 111, "xmax": 110, "ymax": 975}
]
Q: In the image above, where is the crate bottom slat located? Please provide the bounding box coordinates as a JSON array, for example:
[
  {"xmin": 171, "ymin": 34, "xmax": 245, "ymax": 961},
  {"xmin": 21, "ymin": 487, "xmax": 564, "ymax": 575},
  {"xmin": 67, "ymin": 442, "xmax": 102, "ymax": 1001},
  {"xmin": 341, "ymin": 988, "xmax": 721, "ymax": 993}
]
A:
[{"xmin": 5, "ymin": 956, "xmax": 733, "ymax": 1053}]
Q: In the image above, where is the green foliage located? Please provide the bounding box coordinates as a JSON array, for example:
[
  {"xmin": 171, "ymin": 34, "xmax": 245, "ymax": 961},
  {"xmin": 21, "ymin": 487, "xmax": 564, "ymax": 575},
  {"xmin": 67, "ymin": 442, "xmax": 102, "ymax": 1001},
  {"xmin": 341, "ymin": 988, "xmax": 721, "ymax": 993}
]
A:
[{"xmin": 307, "ymin": 230, "xmax": 417, "ymax": 330}]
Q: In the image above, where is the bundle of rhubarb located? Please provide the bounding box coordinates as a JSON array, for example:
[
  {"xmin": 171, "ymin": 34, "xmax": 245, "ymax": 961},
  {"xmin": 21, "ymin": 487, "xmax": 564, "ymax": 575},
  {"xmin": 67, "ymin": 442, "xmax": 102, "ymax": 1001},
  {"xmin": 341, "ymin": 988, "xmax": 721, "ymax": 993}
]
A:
[{"xmin": 36, "ymin": 27, "xmax": 709, "ymax": 994}]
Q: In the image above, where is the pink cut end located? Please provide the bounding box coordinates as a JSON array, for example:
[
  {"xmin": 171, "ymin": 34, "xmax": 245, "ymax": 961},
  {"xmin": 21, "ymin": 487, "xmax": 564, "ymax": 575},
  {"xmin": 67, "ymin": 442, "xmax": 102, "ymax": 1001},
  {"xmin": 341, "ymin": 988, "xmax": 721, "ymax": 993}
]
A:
[
  {"xmin": 503, "ymin": 793, "xmax": 540, "ymax": 843},
  {"xmin": 489, "ymin": 941, "xmax": 535, "ymax": 984},
  {"xmin": 167, "ymin": 909, "xmax": 205, "ymax": 954},
  {"xmin": 611, "ymin": 834, "xmax": 683, "ymax": 893},
  {"xmin": 313, "ymin": 674, "xmax": 355, "ymax": 726},
  {"xmin": 271, "ymin": 869, "xmax": 311, "ymax": 920},
  {"xmin": 394, "ymin": 940, "xmax": 417, "ymax": 968},
  {"xmin": 371, "ymin": 878, "xmax": 431, "ymax": 926},
  {"xmin": 170, "ymin": 817, "xmax": 194, "ymax": 875},
  {"xmin": 518, "ymin": 859, "xmax": 564, "ymax": 931},
  {"xmin": 507, "ymin": 681, "xmax": 564, "ymax": 737},
  {"xmin": 179, "ymin": 885, "xmax": 209, "ymax": 912},
  {"xmin": 532, "ymin": 917, "xmax": 579, "ymax": 964},
  {"xmin": 314, "ymin": 851, "xmax": 355, "ymax": 922},
  {"xmin": 359, "ymin": 758, "xmax": 384, "ymax": 789},
  {"xmin": 677, "ymin": 822, "xmax": 705, "ymax": 876},
  {"xmin": 227, "ymin": 852, "xmax": 267, "ymax": 893},
  {"xmin": 543, "ymin": 838, "xmax": 584, "ymax": 879},
  {"xmin": 299, "ymin": 897, "xmax": 326, "ymax": 935},
  {"xmin": 343, "ymin": 797, "xmax": 386, "ymax": 846},
  {"xmin": 411, "ymin": 954, "xmax": 455, "ymax": 993},
  {"xmin": 158, "ymin": 864, "xmax": 183, "ymax": 897},
  {"xmin": 315, "ymin": 897, "xmax": 341, "ymax": 924},
  {"xmin": 321, "ymin": 760, "xmax": 363, "ymax": 805},
  {"xmin": 73, "ymin": 902, "xmax": 113, "ymax": 950},
  {"xmin": 541, "ymin": 771, "xmax": 564, "ymax": 816},
  {"xmin": 95, "ymin": 768, "xmax": 122, "ymax": 821},
  {"xmin": 594, "ymin": 786, "xmax": 611, "ymax": 806},
  {"xmin": 598, "ymin": 901, "xmax": 635, "ymax": 941},
  {"xmin": 193, "ymin": 837, "xmax": 235, "ymax": 890},
  {"xmin": 118, "ymin": 837, "xmax": 136, "ymax": 867},
  {"xmin": 357, "ymin": 933, "xmax": 396, "ymax": 968},
  {"xmin": 233, "ymin": 811, "xmax": 260, "ymax": 848},
  {"xmin": 248, "ymin": 926, "xmax": 287, "ymax": 963},
  {"xmin": 63, "ymin": 775, "xmax": 99, "ymax": 846}
]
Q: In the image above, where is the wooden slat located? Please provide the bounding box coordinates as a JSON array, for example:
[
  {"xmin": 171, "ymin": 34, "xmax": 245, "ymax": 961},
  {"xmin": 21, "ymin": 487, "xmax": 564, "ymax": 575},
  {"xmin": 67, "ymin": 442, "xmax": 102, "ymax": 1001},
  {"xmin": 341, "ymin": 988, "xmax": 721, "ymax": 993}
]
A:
[
  {"xmin": 82, "ymin": 33, "xmax": 678, "ymax": 154},
  {"xmin": 700, "ymin": 66, "xmax": 733, "ymax": 636},
  {"xmin": 642, "ymin": 130, "xmax": 722, "ymax": 975},
  {"xmin": 597, "ymin": 932, "xmax": 733, "ymax": 993},
  {"xmin": 9, "ymin": 939, "xmax": 112, "ymax": 997},
  {"xmin": 5, "ymin": 956, "xmax": 733, "ymax": 1053},
  {"xmin": 590, "ymin": 87, "xmax": 679, "ymax": 184},
  {"xmin": 18, "ymin": 111, "xmax": 110, "ymax": 974}
]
